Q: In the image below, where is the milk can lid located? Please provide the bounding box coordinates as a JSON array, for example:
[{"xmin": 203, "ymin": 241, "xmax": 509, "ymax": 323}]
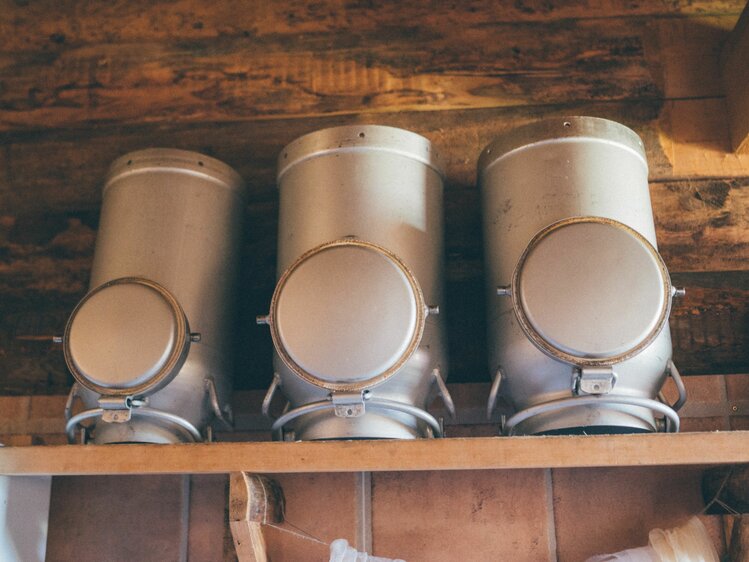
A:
[
  {"xmin": 512, "ymin": 217, "xmax": 672, "ymax": 365},
  {"xmin": 64, "ymin": 277, "xmax": 191, "ymax": 396},
  {"xmin": 269, "ymin": 239, "xmax": 426, "ymax": 391}
]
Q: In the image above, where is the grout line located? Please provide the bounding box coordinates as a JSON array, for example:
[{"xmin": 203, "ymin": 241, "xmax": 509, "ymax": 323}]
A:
[
  {"xmin": 180, "ymin": 474, "xmax": 191, "ymax": 562},
  {"xmin": 545, "ymin": 468, "xmax": 559, "ymax": 562}
]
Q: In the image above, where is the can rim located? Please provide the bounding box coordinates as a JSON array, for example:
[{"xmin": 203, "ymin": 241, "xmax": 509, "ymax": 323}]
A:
[
  {"xmin": 478, "ymin": 116, "xmax": 647, "ymax": 177},
  {"xmin": 277, "ymin": 125, "xmax": 445, "ymax": 182},
  {"xmin": 106, "ymin": 148, "xmax": 246, "ymax": 199}
]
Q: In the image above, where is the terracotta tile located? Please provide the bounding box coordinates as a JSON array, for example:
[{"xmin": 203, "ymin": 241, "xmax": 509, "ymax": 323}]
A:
[
  {"xmin": 681, "ymin": 417, "xmax": 729, "ymax": 432},
  {"xmin": 725, "ymin": 374, "xmax": 749, "ymax": 402},
  {"xmin": 29, "ymin": 395, "xmax": 68, "ymax": 434},
  {"xmin": 47, "ymin": 475, "xmax": 189, "ymax": 562},
  {"xmin": 698, "ymin": 514, "xmax": 726, "ymax": 559},
  {"xmin": 552, "ymin": 466, "xmax": 705, "ymax": 562},
  {"xmin": 373, "ymin": 469, "xmax": 553, "ymax": 562},
  {"xmin": 265, "ymin": 473, "xmax": 357, "ymax": 561},
  {"xmin": 662, "ymin": 375, "xmax": 724, "ymax": 405},
  {"xmin": 31, "ymin": 433, "xmax": 68, "ymax": 446},
  {"xmin": 444, "ymin": 424, "xmax": 498, "ymax": 438},
  {"xmin": 730, "ymin": 416, "xmax": 749, "ymax": 431},
  {"xmin": 215, "ymin": 431, "xmax": 270, "ymax": 442},
  {"xmin": 0, "ymin": 396, "xmax": 30, "ymax": 433},
  {"xmin": 188, "ymin": 475, "xmax": 231, "ymax": 562},
  {"xmin": 0, "ymin": 434, "xmax": 33, "ymax": 446}
]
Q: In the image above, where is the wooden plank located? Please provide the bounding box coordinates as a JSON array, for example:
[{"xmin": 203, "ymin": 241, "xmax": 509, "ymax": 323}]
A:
[
  {"xmin": 45, "ymin": 475, "xmax": 190, "ymax": 562},
  {"xmin": 722, "ymin": 2, "xmax": 749, "ymax": 153},
  {"xmin": 1, "ymin": 0, "xmax": 744, "ymax": 54},
  {"xmin": 552, "ymin": 467, "xmax": 718, "ymax": 561},
  {"xmin": 372, "ymin": 469, "xmax": 554, "ymax": 561},
  {"xmin": 229, "ymin": 473, "xmax": 284, "ymax": 562},
  {"xmin": 0, "ymin": 12, "xmax": 739, "ymax": 131},
  {"xmin": 0, "ymin": 432, "xmax": 748, "ymax": 475}
]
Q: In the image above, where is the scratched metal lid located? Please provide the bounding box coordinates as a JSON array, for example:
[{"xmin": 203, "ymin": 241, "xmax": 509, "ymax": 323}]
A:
[
  {"xmin": 269, "ymin": 239, "xmax": 426, "ymax": 391},
  {"xmin": 64, "ymin": 277, "xmax": 191, "ymax": 396},
  {"xmin": 511, "ymin": 217, "xmax": 672, "ymax": 365}
]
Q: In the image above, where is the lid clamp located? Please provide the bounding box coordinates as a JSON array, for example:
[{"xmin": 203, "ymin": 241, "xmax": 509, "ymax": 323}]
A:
[
  {"xmin": 331, "ymin": 391, "xmax": 371, "ymax": 418},
  {"xmin": 98, "ymin": 395, "xmax": 146, "ymax": 424},
  {"xmin": 574, "ymin": 367, "xmax": 617, "ymax": 396}
]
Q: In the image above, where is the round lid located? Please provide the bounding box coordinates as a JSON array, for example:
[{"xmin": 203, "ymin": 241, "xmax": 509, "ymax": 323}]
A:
[
  {"xmin": 512, "ymin": 217, "xmax": 671, "ymax": 365},
  {"xmin": 270, "ymin": 239, "xmax": 426, "ymax": 391},
  {"xmin": 64, "ymin": 277, "xmax": 190, "ymax": 396}
]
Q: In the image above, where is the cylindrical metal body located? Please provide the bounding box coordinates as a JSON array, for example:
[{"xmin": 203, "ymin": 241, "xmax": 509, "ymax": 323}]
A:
[
  {"xmin": 267, "ymin": 125, "xmax": 448, "ymax": 440},
  {"xmin": 66, "ymin": 149, "xmax": 245, "ymax": 443},
  {"xmin": 480, "ymin": 117, "xmax": 679, "ymax": 435}
]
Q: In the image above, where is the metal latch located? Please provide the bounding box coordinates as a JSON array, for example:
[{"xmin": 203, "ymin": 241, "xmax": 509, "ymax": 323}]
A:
[
  {"xmin": 575, "ymin": 367, "xmax": 617, "ymax": 395},
  {"xmin": 331, "ymin": 391, "xmax": 370, "ymax": 418},
  {"xmin": 99, "ymin": 396, "xmax": 137, "ymax": 423}
]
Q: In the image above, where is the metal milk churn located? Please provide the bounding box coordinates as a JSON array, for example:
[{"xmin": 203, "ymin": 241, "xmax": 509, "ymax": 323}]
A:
[
  {"xmin": 479, "ymin": 117, "xmax": 687, "ymax": 435},
  {"xmin": 258, "ymin": 125, "xmax": 454, "ymax": 440},
  {"xmin": 63, "ymin": 149, "xmax": 245, "ymax": 443}
]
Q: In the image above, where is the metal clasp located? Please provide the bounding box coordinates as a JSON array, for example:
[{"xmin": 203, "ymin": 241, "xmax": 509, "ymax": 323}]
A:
[
  {"xmin": 575, "ymin": 367, "xmax": 617, "ymax": 395},
  {"xmin": 98, "ymin": 396, "xmax": 136, "ymax": 423},
  {"xmin": 331, "ymin": 391, "xmax": 371, "ymax": 418}
]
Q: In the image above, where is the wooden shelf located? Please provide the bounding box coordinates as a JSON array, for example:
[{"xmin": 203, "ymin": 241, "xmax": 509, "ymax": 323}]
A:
[{"xmin": 0, "ymin": 431, "xmax": 747, "ymax": 476}]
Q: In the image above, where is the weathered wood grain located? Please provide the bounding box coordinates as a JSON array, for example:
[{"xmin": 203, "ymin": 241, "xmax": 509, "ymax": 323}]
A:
[
  {"xmin": 2, "ymin": 432, "xmax": 749, "ymax": 475},
  {"xmin": 2, "ymin": 0, "xmax": 744, "ymax": 53},
  {"xmin": 0, "ymin": 10, "xmax": 738, "ymax": 130},
  {"xmin": 5, "ymin": 99, "xmax": 749, "ymax": 218},
  {"xmin": 722, "ymin": 1, "xmax": 749, "ymax": 152}
]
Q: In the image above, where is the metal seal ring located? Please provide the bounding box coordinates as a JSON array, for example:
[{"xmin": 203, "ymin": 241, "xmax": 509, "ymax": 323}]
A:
[
  {"xmin": 268, "ymin": 238, "xmax": 427, "ymax": 392},
  {"xmin": 63, "ymin": 277, "xmax": 191, "ymax": 397},
  {"xmin": 511, "ymin": 216, "xmax": 673, "ymax": 366}
]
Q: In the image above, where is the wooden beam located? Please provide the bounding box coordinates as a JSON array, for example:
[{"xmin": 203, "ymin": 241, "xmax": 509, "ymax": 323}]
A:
[
  {"xmin": 229, "ymin": 473, "xmax": 284, "ymax": 562},
  {"xmin": 0, "ymin": 8, "xmax": 740, "ymax": 131},
  {"xmin": 0, "ymin": 432, "xmax": 748, "ymax": 476},
  {"xmin": 722, "ymin": 2, "xmax": 749, "ymax": 153}
]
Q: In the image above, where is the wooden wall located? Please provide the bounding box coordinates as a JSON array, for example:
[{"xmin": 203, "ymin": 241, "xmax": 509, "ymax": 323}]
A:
[{"xmin": 1, "ymin": 1, "xmax": 748, "ymax": 395}]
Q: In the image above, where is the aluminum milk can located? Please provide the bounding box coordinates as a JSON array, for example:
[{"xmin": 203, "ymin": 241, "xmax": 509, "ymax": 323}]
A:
[
  {"xmin": 479, "ymin": 117, "xmax": 686, "ymax": 435},
  {"xmin": 63, "ymin": 149, "xmax": 245, "ymax": 443},
  {"xmin": 259, "ymin": 125, "xmax": 453, "ymax": 440}
]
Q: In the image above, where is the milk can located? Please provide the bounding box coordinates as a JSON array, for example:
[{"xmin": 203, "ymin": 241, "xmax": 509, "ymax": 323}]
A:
[
  {"xmin": 479, "ymin": 117, "xmax": 687, "ymax": 435},
  {"xmin": 63, "ymin": 149, "xmax": 245, "ymax": 443},
  {"xmin": 258, "ymin": 125, "xmax": 453, "ymax": 440}
]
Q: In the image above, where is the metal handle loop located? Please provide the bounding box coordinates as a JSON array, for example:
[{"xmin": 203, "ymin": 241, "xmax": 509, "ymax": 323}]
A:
[
  {"xmin": 270, "ymin": 397, "xmax": 443, "ymax": 438},
  {"xmin": 262, "ymin": 373, "xmax": 282, "ymax": 418},
  {"xmin": 205, "ymin": 377, "xmax": 233, "ymax": 431},
  {"xmin": 432, "ymin": 368, "xmax": 456, "ymax": 419},
  {"xmin": 666, "ymin": 359, "xmax": 687, "ymax": 412},
  {"xmin": 503, "ymin": 395, "xmax": 680, "ymax": 436},
  {"xmin": 486, "ymin": 368, "xmax": 503, "ymax": 420},
  {"xmin": 65, "ymin": 406, "xmax": 202, "ymax": 443}
]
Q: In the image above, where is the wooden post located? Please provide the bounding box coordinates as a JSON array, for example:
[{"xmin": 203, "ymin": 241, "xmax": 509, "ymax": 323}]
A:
[
  {"xmin": 722, "ymin": 2, "xmax": 749, "ymax": 153},
  {"xmin": 229, "ymin": 473, "xmax": 285, "ymax": 562}
]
